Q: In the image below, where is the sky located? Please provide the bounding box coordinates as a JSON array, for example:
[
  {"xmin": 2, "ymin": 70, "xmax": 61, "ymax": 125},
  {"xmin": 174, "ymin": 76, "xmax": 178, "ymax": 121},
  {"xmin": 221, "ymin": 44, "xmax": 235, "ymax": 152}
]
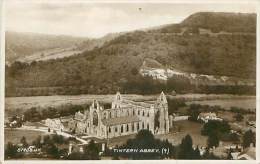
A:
[{"xmin": 5, "ymin": 0, "xmax": 258, "ymax": 38}]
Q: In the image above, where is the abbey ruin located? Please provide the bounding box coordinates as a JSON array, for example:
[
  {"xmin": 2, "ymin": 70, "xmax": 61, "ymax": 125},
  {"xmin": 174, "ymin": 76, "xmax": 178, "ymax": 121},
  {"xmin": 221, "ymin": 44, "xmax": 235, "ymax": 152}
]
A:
[{"xmin": 68, "ymin": 92, "xmax": 170, "ymax": 138}]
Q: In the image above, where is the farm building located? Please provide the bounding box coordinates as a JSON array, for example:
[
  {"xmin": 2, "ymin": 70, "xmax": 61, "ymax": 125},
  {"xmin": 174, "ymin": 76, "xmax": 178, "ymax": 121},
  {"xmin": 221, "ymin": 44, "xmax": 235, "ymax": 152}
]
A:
[{"xmin": 197, "ymin": 112, "xmax": 223, "ymax": 123}]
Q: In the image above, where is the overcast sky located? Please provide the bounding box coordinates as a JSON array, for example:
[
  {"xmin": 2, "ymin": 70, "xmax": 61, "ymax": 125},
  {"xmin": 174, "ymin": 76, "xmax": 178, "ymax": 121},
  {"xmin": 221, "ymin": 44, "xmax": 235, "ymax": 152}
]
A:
[{"xmin": 5, "ymin": 1, "xmax": 257, "ymax": 38}]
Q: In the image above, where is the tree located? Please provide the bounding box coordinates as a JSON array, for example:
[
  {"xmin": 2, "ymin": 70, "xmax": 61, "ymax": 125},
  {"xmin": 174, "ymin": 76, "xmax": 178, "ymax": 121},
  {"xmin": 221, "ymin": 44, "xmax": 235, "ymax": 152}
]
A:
[
  {"xmin": 42, "ymin": 143, "xmax": 59, "ymax": 158},
  {"xmin": 242, "ymin": 130, "xmax": 255, "ymax": 148},
  {"xmin": 23, "ymin": 107, "xmax": 41, "ymax": 122},
  {"xmin": 52, "ymin": 134, "xmax": 65, "ymax": 144},
  {"xmin": 234, "ymin": 113, "xmax": 244, "ymax": 121},
  {"xmin": 131, "ymin": 67, "xmax": 139, "ymax": 75},
  {"xmin": 207, "ymin": 132, "xmax": 219, "ymax": 148},
  {"xmin": 9, "ymin": 61, "xmax": 28, "ymax": 77},
  {"xmin": 222, "ymin": 132, "xmax": 240, "ymax": 143},
  {"xmin": 115, "ymin": 130, "xmax": 175, "ymax": 159},
  {"xmin": 85, "ymin": 140, "xmax": 100, "ymax": 160},
  {"xmin": 193, "ymin": 146, "xmax": 201, "ymax": 159},
  {"xmin": 32, "ymin": 135, "xmax": 42, "ymax": 148},
  {"xmin": 43, "ymin": 135, "xmax": 52, "ymax": 145},
  {"xmin": 20, "ymin": 136, "xmax": 28, "ymax": 147},
  {"xmin": 5, "ymin": 142, "xmax": 20, "ymax": 159},
  {"xmin": 177, "ymin": 134, "xmax": 198, "ymax": 159},
  {"xmin": 67, "ymin": 140, "xmax": 100, "ymax": 160},
  {"xmin": 167, "ymin": 98, "xmax": 186, "ymax": 114},
  {"xmin": 188, "ymin": 104, "xmax": 201, "ymax": 121},
  {"xmin": 201, "ymin": 120, "xmax": 230, "ymax": 136},
  {"xmin": 167, "ymin": 75, "xmax": 192, "ymax": 93}
]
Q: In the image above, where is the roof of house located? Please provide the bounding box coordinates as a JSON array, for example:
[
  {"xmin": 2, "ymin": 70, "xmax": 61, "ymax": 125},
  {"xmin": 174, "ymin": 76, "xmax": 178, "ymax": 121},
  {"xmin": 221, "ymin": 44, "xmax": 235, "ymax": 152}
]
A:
[{"xmin": 102, "ymin": 116, "xmax": 140, "ymax": 126}]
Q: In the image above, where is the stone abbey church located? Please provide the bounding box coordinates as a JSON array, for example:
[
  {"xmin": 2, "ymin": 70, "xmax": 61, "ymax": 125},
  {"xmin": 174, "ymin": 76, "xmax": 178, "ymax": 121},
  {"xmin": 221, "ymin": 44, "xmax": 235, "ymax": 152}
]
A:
[{"xmin": 68, "ymin": 92, "xmax": 170, "ymax": 138}]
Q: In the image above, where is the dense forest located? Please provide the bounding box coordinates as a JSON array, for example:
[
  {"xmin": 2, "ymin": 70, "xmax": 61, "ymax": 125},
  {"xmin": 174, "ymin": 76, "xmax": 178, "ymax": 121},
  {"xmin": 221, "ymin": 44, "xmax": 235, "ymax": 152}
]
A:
[{"xmin": 5, "ymin": 12, "xmax": 256, "ymax": 96}]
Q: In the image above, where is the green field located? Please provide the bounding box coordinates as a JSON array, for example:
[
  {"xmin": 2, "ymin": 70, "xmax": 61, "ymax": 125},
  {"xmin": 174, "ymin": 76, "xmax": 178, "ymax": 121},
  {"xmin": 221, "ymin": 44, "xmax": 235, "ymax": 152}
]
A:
[
  {"xmin": 107, "ymin": 120, "xmax": 208, "ymax": 147},
  {"xmin": 186, "ymin": 98, "xmax": 256, "ymax": 110},
  {"xmin": 157, "ymin": 120, "xmax": 208, "ymax": 146},
  {"xmin": 5, "ymin": 94, "xmax": 158, "ymax": 118},
  {"xmin": 5, "ymin": 94, "xmax": 255, "ymax": 118},
  {"xmin": 5, "ymin": 129, "xmax": 46, "ymax": 145}
]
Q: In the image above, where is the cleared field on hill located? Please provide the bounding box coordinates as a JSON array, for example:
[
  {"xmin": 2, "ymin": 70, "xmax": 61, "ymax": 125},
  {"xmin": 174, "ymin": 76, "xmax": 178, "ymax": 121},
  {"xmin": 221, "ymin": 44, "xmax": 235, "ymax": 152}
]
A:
[
  {"xmin": 18, "ymin": 47, "xmax": 82, "ymax": 63},
  {"xmin": 186, "ymin": 98, "xmax": 256, "ymax": 110}
]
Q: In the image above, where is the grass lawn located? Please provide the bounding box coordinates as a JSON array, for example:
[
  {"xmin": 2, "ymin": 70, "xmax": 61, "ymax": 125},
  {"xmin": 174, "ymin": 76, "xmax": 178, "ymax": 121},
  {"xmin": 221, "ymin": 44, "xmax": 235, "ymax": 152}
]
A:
[
  {"xmin": 217, "ymin": 111, "xmax": 235, "ymax": 122},
  {"xmin": 186, "ymin": 98, "xmax": 256, "ymax": 111},
  {"xmin": 6, "ymin": 94, "xmax": 255, "ymax": 119},
  {"xmin": 5, "ymin": 94, "xmax": 157, "ymax": 118},
  {"xmin": 156, "ymin": 120, "xmax": 208, "ymax": 147},
  {"xmin": 5, "ymin": 128, "xmax": 46, "ymax": 145},
  {"xmin": 107, "ymin": 120, "xmax": 208, "ymax": 148},
  {"xmin": 107, "ymin": 134, "xmax": 136, "ymax": 147}
]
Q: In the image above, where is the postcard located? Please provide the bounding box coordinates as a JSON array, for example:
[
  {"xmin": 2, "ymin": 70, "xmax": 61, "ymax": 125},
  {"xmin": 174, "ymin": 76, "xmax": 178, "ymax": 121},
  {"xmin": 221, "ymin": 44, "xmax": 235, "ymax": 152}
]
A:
[{"xmin": 1, "ymin": 0, "xmax": 259, "ymax": 163}]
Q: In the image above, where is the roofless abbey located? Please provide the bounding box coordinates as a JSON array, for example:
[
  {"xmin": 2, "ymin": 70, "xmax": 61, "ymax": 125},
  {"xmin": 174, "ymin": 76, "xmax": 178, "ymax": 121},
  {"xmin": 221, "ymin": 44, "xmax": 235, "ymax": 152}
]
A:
[{"xmin": 68, "ymin": 92, "xmax": 170, "ymax": 138}]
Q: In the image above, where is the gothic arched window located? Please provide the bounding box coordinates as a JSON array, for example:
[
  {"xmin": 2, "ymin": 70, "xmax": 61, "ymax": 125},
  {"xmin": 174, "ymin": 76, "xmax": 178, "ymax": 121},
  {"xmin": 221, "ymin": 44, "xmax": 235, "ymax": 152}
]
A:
[
  {"xmin": 93, "ymin": 111, "xmax": 98, "ymax": 126},
  {"xmin": 147, "ymin": 123, "xmax": 149, "ymax": 130},
  {"xmin": 126, "ymin": 124, "xmax": 129, "ymax": 132},
  {"xmin": 142, "ymin": 111, "xmax": 145, "ymax": 116},
  {"xmin": 108, "ymin": 127, "xmax": 111, "ymax": 133},
  {"xmin": 137, "ymin": 123, "xmax": 139, "ymax": 130},
  {"xmin": 103, "ymin": 112, "xmax": 107, "ymax": 119},
  {"xmin": 154, "ymin": 111, "xmax": 160, "ymax": 129},
  {"xmin": 121, "ymin": 125, "xmax": 124, "ymax": 133},
  {"xmin": 94, "ymin": 100, "xmax": 97, "ymax": 108},
  {"xmin": 142, "ymin": 122, "xmax": 144, "ymax": 129}
]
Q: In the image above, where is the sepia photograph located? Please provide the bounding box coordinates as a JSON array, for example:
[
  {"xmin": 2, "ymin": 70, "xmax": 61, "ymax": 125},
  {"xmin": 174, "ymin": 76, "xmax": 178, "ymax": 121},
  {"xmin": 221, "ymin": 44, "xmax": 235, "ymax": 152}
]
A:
[{"xmin": 2, "ymin": 0, "xmax": 258, "ymax": 161}]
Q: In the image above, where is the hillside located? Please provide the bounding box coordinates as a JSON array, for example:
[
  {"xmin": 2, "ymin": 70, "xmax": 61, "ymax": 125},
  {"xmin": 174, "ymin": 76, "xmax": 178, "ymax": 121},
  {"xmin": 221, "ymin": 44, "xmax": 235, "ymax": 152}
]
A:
[
  {"xmin": 5, "ymin": 12, "xmax": 256, "ymax": 96},
  {"xmin": 156, "ymin": 12, "xmax": 256, "ymax": 34},
  {"xmin": 5, "ymin": 31, "xmax": 86, "ymax": 64},
  {"xmin": 5, "ymin": 32, "xmax": 119, "ymax": 64}
]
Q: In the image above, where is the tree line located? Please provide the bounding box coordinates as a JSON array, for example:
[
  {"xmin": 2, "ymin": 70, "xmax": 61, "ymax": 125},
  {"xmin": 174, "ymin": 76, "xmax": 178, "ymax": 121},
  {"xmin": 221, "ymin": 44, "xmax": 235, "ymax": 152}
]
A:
[
  {"xmin": 6, "ymin": 61, "xmax": 255, "ymax": 97},
  {"xmin": 121, "ymin": 74, "xmax": 255, "ymax": 95},
  {"xmin": 22, "ymin": 105, "xmax": 86, "ymax": 122}
]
